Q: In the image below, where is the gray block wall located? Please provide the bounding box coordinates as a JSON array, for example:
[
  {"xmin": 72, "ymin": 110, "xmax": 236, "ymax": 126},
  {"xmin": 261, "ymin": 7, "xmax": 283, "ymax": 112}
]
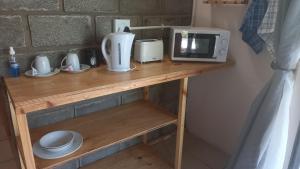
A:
[
  {"xmin": 0, "ymin": 0, "xmax": 191, "ymax": 168},
  {"xmin": 0, "ymin": 0, "xmax": 192, "ymax": 76}
]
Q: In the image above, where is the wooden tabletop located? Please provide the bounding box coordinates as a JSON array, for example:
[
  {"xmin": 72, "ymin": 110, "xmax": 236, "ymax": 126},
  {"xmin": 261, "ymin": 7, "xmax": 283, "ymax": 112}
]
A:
[{"xmin": 5, "ymin": 60, "xmax": 234, "ymax": 114}]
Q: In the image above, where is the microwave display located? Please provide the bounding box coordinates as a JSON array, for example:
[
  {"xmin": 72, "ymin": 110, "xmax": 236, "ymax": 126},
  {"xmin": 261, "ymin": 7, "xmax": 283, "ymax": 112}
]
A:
[{"xmin": 174, "ymin": 32, "xmax": 218, "ymax": 59}]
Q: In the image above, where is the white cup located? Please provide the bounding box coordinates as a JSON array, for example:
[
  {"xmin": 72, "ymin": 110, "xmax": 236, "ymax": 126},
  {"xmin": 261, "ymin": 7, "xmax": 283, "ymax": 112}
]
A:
[
  {"xmin": 61, "ymin": 53, "xmax": 80, "ymax": 71},
  {"xmin": 31, "ymin": 55, "xmax": 51, "ymax": 75}
]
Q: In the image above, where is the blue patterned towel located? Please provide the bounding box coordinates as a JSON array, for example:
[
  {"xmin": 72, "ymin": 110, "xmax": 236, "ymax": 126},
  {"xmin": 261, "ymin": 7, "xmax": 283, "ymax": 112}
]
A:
[{"xmin": 240, "ymin": 0, "xmax": 268, "ymax": 54}]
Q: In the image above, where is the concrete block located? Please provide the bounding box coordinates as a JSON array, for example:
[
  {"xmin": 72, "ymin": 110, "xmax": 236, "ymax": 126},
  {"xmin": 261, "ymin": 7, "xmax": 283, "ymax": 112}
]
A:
[
  {"xmin": 28, "ymin": 105, "xmax": 74, "ymax": 129},
  {"xmin": 164, "ymin": 0, "xmax": 193, "ymax": 14},
  {"xmin": 120, "ymin": 137, "xmax": 141, "ymax": 150},
  {"xmin": 64, "ymin": 0, "xmax": 118, "ymax": 13},
  {"xmin": 29, "ymin": 15, "xmax": 94, "ymax": 47},
  {"xmin": 95, "ymin": 16, "xmax": 140, "ymax": 41},
  {"xmin": 0, "ymin": 16, "xmax": 25, "ymax": 49},
  {"xmin": 161, "ymin": 124, "xmax": 177, "ymax": 135},
  {"xmin": 121, "ymin": 88, "xmax": 143, "ymax": 104},
  {"xmin": 142, "ymin": 16, "xmax": 163, "ymax": 39},
  {"xmin": 120, "ymin": 0, "xmax": 161, "ymax": 14},
  {"xmin": 54, "ymin": 160, "xmax": 79, "ymax": 169},
  {"xmin": 162, "ymin": 16, "xmax": 180, "ymax": 26},
  {"xmin": 150, "ymin": 81, "xmax": 179, "ymax": 103},
  {"xmin": 80, "ymin": 144, "xmax": 120, "ymax": 167},
  {"xmin": 179, "ymin": 15, "xmax": 192, "ymax": 26},
  {"xmin": 0, "ymin": 0, "xmax": 59, "ymax": 11},
  {"xmin": 75, "ymin": 94, "xmax": 121, "ymax": 117},
  {"xmin": 147, "ymin": 129, "xmax": 161, "ymax": 142},
  {"xmin": 161, "ymin": 16, "xmax": 182, "ymax": 38}
]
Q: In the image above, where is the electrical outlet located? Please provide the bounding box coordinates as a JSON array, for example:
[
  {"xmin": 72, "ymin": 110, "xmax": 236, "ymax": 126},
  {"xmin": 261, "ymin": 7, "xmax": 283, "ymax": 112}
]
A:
[{"xmin": 113, "ymin": 19, "xmax": 130, "ymax": 32}]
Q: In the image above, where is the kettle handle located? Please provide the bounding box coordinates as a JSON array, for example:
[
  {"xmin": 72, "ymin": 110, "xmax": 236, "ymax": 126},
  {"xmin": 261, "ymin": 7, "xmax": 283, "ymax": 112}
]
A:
[{"xmin": 101, "ymin": 35, "xmax": 111, "ymax": 68}]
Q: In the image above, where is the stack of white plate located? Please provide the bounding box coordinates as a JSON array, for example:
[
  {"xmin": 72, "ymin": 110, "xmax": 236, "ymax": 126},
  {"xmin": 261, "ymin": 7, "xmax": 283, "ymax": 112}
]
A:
[{"xmin": 33, "ymin": 130, "xmax": 83, "ymax": 159}]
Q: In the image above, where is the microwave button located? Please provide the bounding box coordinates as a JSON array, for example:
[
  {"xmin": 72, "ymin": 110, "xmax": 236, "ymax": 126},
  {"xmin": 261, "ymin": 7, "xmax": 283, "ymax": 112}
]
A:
[
  {"xmin": 221, "ymin": 39, "xmax": 228, "ymax": 45},
  {"xmin": 219, "ymin": 49, "xmax": 227, "ymax": 56}
]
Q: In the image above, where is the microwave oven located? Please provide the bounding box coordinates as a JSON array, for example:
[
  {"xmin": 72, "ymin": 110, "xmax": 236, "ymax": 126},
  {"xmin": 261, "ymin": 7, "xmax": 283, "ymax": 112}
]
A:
[{"xmin": 169, "ymin": 27, "xmax": 230, "ymax": 62}]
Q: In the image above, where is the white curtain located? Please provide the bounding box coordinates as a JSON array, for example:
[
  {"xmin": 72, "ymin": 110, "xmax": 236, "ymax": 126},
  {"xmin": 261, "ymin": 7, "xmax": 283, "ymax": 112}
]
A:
[
  {"xmin": 225, "ymin": 0, "xmax": 300, "ymax": 168},
  {"xmin": 288, "ymin": 125, "xmax": 300, "ymax": 169}
]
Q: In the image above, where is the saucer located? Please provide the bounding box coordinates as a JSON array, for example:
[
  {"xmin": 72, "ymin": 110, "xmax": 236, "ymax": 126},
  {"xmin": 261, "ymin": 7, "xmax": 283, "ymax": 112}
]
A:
[
  {"xmin": 39, "ymin": 131, "xmax": 74, "ymax": 153},
  {"xmin": 25, "ymin": 68, "xmax": 60, "ymax": 78},
  {"xmin": 33, "ymin": 131, "xmax": 83, "ymax": 160},
  {"xmin": 61, "ymin": 64, "xmax": 91, "ymax": 74}
]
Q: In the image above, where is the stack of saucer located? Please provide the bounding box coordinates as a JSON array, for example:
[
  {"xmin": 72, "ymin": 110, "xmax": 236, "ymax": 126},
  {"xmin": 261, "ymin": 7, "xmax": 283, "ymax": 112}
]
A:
[{"xmin": 33, "ymin": 130, "xmax": 83, "ymax": 159}]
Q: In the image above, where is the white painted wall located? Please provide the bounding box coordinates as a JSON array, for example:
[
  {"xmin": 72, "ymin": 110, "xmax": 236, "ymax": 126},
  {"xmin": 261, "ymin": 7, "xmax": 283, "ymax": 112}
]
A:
[
  {"xmin": 187, "ymin": 3, "xmax": 273, "ymax": 154},
  {"xmin": 192, "ymin": 0, "xmax": 212, "ymax": 26}
]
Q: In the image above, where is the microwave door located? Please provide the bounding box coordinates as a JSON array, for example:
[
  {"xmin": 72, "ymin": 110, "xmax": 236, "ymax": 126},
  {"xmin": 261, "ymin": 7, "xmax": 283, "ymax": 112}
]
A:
[{"xmin": 174, "ymin": 33, "xmax": 217, "ymax": 59}]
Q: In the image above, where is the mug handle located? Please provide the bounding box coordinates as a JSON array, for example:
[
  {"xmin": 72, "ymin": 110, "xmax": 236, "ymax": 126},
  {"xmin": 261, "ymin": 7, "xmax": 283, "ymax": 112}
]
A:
[
  {"xmin": 101, "ymin": 35, "xmax": 111, "ymax": 68},
  {"xmin": 30, "ymin": 60, "xmax": 39, "ymax": 76},
  {"xmin": 60, "ymin": 56, "xmax": 67, "ymax": 68},
  {"xmin": 31, "ymin": 60, "xmax": 35, "ymax": 70}
]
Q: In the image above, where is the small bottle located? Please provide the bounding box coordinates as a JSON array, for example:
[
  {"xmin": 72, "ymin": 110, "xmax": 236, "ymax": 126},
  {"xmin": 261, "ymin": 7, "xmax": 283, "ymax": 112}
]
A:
[{"xmin": 9, "ymin": 47, "xmax": 20, "ymax": 77}]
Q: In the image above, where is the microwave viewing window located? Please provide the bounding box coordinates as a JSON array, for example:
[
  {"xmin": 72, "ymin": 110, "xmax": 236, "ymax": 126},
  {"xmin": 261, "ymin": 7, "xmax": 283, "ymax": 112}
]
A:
[{"xmin": 174, "ymin": 32, "xmax": 217, "ymax": 58}]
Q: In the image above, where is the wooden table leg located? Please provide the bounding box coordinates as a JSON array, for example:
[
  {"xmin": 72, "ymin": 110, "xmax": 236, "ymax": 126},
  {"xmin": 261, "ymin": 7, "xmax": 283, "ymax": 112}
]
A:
[
  {"xmin": 16, "ymin": 113, "xmax": 36, "ymax": 169},
  {"xmin": 7, "ymin": 93, "xmax": 25, "ymax": 169},
  {"xmin": 143, "ymin": 87, "xmax": 150, "ymax": 144},
  {"xmin": 8, "ymin": 92, "xmax": 34, "ymax": 169},
  {"xmin": 175, "ymin": 78, "xmax": 188, "ymax": 169}
]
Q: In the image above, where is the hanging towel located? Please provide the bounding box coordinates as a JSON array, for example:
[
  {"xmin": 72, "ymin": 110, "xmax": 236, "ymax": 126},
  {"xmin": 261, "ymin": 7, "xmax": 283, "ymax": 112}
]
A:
[
  {"xmin": 258, "ymin": 0, "xmax": 280, "ymax": 55},
  {"xmin": 240, "ymin": 0, "xmax": 268, "ymax": 54}
]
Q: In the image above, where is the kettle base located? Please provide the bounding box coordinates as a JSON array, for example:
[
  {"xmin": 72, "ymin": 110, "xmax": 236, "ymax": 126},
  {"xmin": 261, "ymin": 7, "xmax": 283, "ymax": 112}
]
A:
[{"xmin": 107, "ymin": 67, "xmax": 131, "ymax": 72}]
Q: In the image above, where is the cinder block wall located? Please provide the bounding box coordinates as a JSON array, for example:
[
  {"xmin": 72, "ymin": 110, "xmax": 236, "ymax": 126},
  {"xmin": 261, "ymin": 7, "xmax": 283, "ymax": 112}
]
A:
[
  {"xmin": 0, "ymin": 0, "xmax": 192, "ymax": 75},
  {"xmin": 0, "ymin": 0, "xmax": 192, "ymax": 168}
]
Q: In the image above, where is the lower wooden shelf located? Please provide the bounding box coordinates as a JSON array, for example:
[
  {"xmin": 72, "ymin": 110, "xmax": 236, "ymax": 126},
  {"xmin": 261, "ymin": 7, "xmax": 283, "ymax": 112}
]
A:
[
  {"xmin": 27, "ymin": 100, "xmax": 177, "ymax": 169},
  {"xmin": 82, "ymin": 144, "xmax": 173, "ymax": 169}
]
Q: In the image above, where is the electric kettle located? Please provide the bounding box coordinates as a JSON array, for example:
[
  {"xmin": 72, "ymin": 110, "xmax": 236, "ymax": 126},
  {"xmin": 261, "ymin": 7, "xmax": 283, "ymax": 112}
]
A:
[{"xmin": 101, "ymin": 32, "xmax": 135, "ymax": 72}]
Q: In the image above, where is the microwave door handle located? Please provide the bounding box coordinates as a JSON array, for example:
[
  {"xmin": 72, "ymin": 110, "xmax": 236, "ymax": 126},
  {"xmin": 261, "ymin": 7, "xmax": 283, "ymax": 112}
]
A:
[{"xmin": 213, "ymin": 35, "xmax": 220, "ymax": 58}]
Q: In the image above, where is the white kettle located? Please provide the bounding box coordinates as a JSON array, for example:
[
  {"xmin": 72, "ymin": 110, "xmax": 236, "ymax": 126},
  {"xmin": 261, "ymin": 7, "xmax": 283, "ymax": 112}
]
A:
[{"xmin": 101, "ymin": 32, "xmax": 135, "ymax": 72}]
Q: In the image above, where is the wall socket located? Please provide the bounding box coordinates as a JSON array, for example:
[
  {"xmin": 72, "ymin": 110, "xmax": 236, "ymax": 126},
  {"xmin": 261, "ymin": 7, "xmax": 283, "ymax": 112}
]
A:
[{"xmin": 113, "ymin": 19, "xmax": 130, "ymax": 32}]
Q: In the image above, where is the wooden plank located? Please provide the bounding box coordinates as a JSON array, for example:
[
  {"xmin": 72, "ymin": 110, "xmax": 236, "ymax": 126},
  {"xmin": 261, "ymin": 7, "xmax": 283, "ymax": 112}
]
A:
[
  {"xmin": 16, "ymin": 113, "xmax": 36, "ymax": 169},
  {"xmin": 7, "ymin": 93, "xmax": 26, "ymax": 169},
  {"xmin": 143, "ymin": 87, "xmax": 150, "ymax": 144},
  {"xmin": 82, "ymin": 144, "xmax": 173, "ymax": 169},
  {"xmin": 7, "ymin": 92, "xmax": 19, "ymax": 136},
  {"xmin": 28, "ymin": 101, "xmax": 177, "ymax": 169},
  {"xmin": 175, "ymin": 78, "xmax": 188, "ymax": 169},
  {"xmin": 203, "ymin": 0, "xmax": 248, "ymax": 4},
  {"xmin": 4, "ymin": 59, "xmax": 234, "ymax": 113}
]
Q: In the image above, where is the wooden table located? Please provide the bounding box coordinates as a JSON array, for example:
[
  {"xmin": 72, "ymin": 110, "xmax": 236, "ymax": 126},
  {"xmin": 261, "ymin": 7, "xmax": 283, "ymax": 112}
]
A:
[{"xmin": 4, "ymin": 59, "xmax": 233, "ymax": 169}]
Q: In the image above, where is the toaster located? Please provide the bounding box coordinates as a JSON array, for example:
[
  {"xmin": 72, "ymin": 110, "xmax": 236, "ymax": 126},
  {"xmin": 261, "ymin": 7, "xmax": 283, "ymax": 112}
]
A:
[{"xmin": 134, "ymin": 39, "xmax": 164, "ymax": 63}]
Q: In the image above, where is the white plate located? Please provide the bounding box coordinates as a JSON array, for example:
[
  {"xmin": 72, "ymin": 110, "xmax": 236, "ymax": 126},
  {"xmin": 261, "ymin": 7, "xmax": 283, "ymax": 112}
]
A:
[
  {"xmin": 61, "ymin": 64, "xmax": 91, "ymax": 74},
  {"xmin": 25, "ymin": 68, "xmax": 60, "ymax": 78},
  {"xmin": 39, "ymin": 131, "xmax": 74, "ymax": 153},
  {"xmin": 33, "ymin": 131, "xmax": 83, "ymax": 160}
]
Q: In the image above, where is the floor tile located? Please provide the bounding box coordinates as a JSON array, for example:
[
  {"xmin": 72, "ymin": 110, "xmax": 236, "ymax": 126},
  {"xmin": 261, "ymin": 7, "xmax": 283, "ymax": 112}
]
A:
[
  {"xmin": 0, "ymin": 124, "xmax": 8, "ymax": 141},
  {"xmin": 152, "ymin": 132, "xmax": 229, "ymax": 169},
  {"xmin": 0, "ymin": 140, "xmax": 15, "ymax": 162},
  {"xmin": 0, "ymin": 159, "xmax": 20, "ymax": 169}
]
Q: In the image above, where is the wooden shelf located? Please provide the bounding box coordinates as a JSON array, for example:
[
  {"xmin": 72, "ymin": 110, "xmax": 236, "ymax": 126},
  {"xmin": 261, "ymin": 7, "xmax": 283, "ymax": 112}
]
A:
[
  {"xmin": 6, "ymin": 59, "xmax": 234, "ymax": 169},
  {"xmin": 82, "ymin": 144, "xmax": 173, "ymax": 169},
  {"xmin": 4, "ymin": 59, "xmax": 234, "ymax": 113},
  {"xmin": 204, "ymin": 0, "xmax": 248, "ymax": 4},
  {"xmin": 26, "ymin": 101, "xmax": 177, "ymax": 169}
]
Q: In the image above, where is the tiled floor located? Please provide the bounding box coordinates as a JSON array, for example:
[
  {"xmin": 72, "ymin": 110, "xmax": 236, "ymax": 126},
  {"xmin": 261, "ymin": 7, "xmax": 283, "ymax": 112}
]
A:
[
  {"xmin": 152, "ymin": 132, "xmax": 229, "ymax": 169},
  {"xmin": 0, "ymin": 96, "xmax": 20, "ymax": 169}
]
